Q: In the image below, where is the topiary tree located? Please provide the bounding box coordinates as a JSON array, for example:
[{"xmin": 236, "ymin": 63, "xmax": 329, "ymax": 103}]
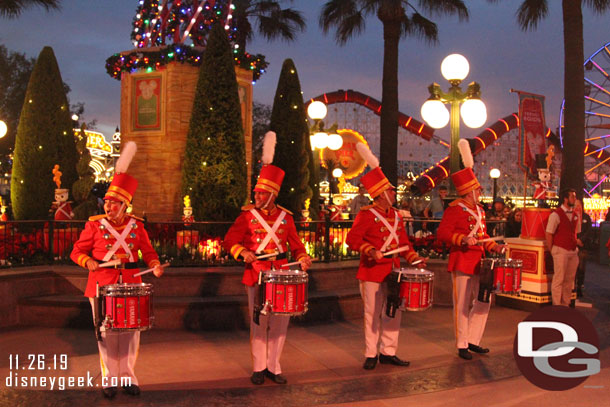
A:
[
  {"xmin": 268, "ymin": 59, "xmax": 310, "ymax": 218},
  {"xmin": 11, "ymin": 46, "xmax": 78, "ymax": 220},
  {"xmin": 72, "ymin": 124, "xmax": 97, "ymax": 219},
  {"xmin": 181, "ymin": 23, "xmax": 247, "ymax": 221}
]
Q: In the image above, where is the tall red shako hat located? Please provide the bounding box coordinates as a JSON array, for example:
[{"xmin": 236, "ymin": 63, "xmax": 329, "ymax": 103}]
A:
[
  {"xmin": 105, "ymin": 141, "xmax": 138, "ymax": 204},
  {"xmin": 254, "ymin": 131, "xmax": 285, "ymax": 196},
  {"xmin": 451, "ymin": 139, "xmax": 481, "ymax": 196},
  {"xmin": 356, "ymin": 142, "xmax": 394, "ymax": 198}
]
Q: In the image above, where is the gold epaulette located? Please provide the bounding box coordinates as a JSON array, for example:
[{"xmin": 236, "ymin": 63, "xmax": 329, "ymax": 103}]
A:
[
  {"xmin": 449, "ymin": 198, "xmax": 468, "ymax": 207},
  {"xmin": 241, "ymin": 204, "xmax": 255, "ymax": 211},
  {"xmin": 128, "ymin": 214, "xmax": 144, "ymax": 221},
  {"xmin": 360, "ymin": 204, "xmax": 376, "ymax": 211},
  {"xmin": 276, "ymin": 204, "xmax": 293, "ymax": 215},
  {"xmin": 88, "ymin": 214, "xmax": 107, "ymax": 221}
]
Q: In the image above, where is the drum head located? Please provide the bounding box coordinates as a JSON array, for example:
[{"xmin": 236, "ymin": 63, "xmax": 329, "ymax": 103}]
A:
[
  {"xmin": 394, "ymin": 267, "xmax": 433, "ymax": 281},
  {"xmin": 262, "ymin": 269, "xmax": 308, "ymax": 283},
  {"xmin": 100, "ymin": 283, "xmax": 153, "ymax": 296}
]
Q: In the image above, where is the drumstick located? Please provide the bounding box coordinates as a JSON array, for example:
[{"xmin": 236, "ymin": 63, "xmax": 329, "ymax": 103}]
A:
[
  {"xmin": 280, "ymin": 258, "xmax": 318, "ymax": 268},
  {"xmin": 382, "ymin": 246, "xmax": 410, "ymax": 257},
  {"xmin": 133, "ymin": 262, "xmax": 171, "ymax": 277},
  {"xmin": 98, "ymin": 259, "xmax": 121, "ymax": 268},
  {"xmin": 256, "ymin": 251, "xmax": 280, "ymax": 260},
  {"xmin": 410, "ymin": 259, "xmax": 423, "ymax": 266},
  {"xmin": 477, "ymin": 236, "xmax": 505, "ymax": 243}
]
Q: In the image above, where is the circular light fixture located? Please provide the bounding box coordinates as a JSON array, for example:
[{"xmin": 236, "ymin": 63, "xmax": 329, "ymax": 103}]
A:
[
  {"xmin": 327, "ymin": 133, "xmax": 343, "ymax": 150},
  {"xmin": 307, "ymin": 101, "xmax": 327, "ymax": 120},
  {"xmin": 460, "ymin": 99, "xmax": 487, "ymax": 128},
  {"xmin": 489, "ymin": 168, "xmax": 501, "ymax": 179},
  {"xmin": 313, "ymin": 132, "xmax": 328, "ymax": 149},
  {"xmin": 421, "ymin": 99, "xmax": 450, "ymax": 129},
  {"xmin": 441, "ymin": 54, "xmax": 469, "ymax": 82},
  {"xmin": 332, "ymin": 168, "xmax": 343, "ymax": 178},
  {"xmin": 0, "ymin": 121, "xmax": 7, "ymax": 139},
  {"xmin": 71, "ymin": 114, "xmax": 79, "ymax": 121}
]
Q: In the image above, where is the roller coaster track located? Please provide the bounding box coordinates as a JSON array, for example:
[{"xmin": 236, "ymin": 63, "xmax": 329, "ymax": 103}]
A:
[{"xmin": 306, "ymin": 90, "xmax": 561, "ymax": 195}]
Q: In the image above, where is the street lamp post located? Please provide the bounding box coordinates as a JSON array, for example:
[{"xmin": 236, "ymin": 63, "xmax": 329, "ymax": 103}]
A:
[
  {"xmin": 307, "ymin": 101, "xmax": 344, "ymax": 204},
  {"xmin": 490, "ymin": 168, "xmax": 501, "ymax": 201},
  {"xmin": 421, "ymin": 54, "xmax": 487, "ymax": 196}
]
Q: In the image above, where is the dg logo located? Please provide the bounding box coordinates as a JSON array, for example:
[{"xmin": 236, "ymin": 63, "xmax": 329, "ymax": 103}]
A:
[{"xmin": 513, "ymin": 306, "xmax": 600, "ymax": 391}]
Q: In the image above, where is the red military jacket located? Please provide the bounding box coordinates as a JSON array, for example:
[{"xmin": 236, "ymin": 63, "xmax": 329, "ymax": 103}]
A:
[
  {"xmin": 436, "ymin": 198, "xmax": 497, "ymax": 275},
  {"xmin": 346, "ymin": 203, "xmax": 419, "ymax": 283},
  {"xmin": 54, "ymin": 202, "xmax": 74, "ymax": 221},
  {"xmin": 70, "ymin": 214, "xmax": 161, "ymax": 297},
  {"xmin": 223, "ymin": 204, "xmax": 308, "ymax": 286}
]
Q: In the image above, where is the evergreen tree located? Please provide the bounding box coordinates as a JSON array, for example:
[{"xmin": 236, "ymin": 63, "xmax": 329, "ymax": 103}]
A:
[
  {"xmin": 181, "ymin": 24, "xmax": 247, "ymax": 221},
  {"xmin": 11, "ymin": 46, "xmax": 78, "ymax": 220},
  {"xmin": 72, "ymin": 124, "xmax": 97, "ymax": 219},
  {"xmin": 269, "ymin": 59, "xmax": 311, "ymax": 217},
  {"xmin": 307, "ymin": 140, "xmax": 320, "ymax": 220}
]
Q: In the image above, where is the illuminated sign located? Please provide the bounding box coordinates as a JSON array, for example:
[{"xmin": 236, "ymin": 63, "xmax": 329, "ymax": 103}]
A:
[{"xmin": 74, "ymin": 129, "xmax": 113, "ymax": 155}]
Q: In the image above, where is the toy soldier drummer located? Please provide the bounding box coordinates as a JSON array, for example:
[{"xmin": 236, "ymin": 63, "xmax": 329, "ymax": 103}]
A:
[
  {"xmin": 70, "ymin": 142, "xmax": 163, "ymax": 399},
  {"xmin": 51, "ymin": 165, "xmax": 74, "ymax": 220},
  {"xmin": 437, "ymin": 139, "xmax": 505, "ymax": 360},
  {"xmin": 223, "ymin": 131, "xmax": 312, "ymax": 385},
  {"xmin": 346, "ymin": 143, "xmax": 426, "ymax": 370}
]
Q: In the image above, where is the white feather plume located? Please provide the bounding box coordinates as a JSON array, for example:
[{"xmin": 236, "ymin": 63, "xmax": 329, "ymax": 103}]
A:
[
  {"xmin": 457, "ymin": 139, "xmax": 474, "ymax": 169},
  {"xmin": 262, "ymin": 131, "xmax": 276, "ymax": 165},
  {"xmin": 356, "ymin": 142, "xmax": 379, "ymax": 169},
  {"xmin": 116, "ymin": 141, "xmax": 137, "ymax": 174}
]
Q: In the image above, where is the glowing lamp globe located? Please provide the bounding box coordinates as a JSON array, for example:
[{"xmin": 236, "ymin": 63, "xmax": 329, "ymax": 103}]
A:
[
  {"xmin": 460, "ymin": 99, "xmax": 487, "ymax": 128},
  {"xmin": 327, "ymin": 133, "xmax": 343, "ymax": 150},
  {"xmin": 307, "ymin": 101, "xmax": 327, "ymax": 120},
  {"xmin": 71, "ymin": 114, "xmax": 79, "ymax": 121},
  {"xmin": 489, "ymin": 168, "xmax": 501, "ymax": 179},
  {"xmin": 332, "ymin": 168, "xmax": 343, "ymax": 178},
  {"xmin": 421, "ymin": 99, "xmax": 450, "ymax": 129},
  {"xmin": 313, "ymin": 132, "xmax": 328, "ymax": 149},
  {"xmin": 0, "ymin": 121, "xmax": 6, "ymax": 139},
  {"xmin": 441, "ymin": 54, "xmax": 469, "ymax": 82}
]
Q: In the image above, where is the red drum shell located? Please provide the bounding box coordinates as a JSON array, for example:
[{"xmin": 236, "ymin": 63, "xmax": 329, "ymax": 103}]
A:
[
  {"xmin": 261, "ymin": 269, "xmax": 308, "ymax": 316},
  {"xmin": 521, "ymin": 208, "xmax": 551, "ymax": 240},
  {"xmin": 394, "ymin": 268, "xmax": 434, "ymax": 311},
  {"xmin": 100, "ymin": 283, "xmax": 153, "ymax": 331}
]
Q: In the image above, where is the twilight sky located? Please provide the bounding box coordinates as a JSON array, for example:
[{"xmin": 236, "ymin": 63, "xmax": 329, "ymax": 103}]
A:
[{"xmin": 1, "ymin": 0, "xmax": 609, "ymax": 142}]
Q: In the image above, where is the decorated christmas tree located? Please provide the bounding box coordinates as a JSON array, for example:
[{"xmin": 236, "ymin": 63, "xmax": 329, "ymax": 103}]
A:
[
  {"xmin": 11, "ymin": 46, "xmax": 78, "ymax": 220},
  {"xmin": 269, "ymin": 59, "xmax": 311, "ymax": 217},
  {"xmin": 181, "ymin": 23, "xmax": 247, "ymax": 221}
]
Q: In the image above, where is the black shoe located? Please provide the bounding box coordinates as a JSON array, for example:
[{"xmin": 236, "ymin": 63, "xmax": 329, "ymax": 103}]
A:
[
  {"xmin": 468, "ymin": 343, "xmax": 490, "ymax": 354},
  {"xmin": 379, "ymin": 354, "xmax": 410, "ymax": 367},
  {"xmin": 264, "ymin": 369, "xmax": 287, "ymax": 384},
  {"xmin": 458, "ymin": 348, "xmax": 472, "ymax": 360},
  {"xmin": 102, "ymin": 387, "xmax": 117, "ymax": 399},
  {"xmin": 363, "ymin": 356, "xmax": 378, "ymax": 370},
  {"xmin": 251, "ymin": 370, "xmax": 265, "ymax": 385},
  {"xmin": 122, "ymin": 384, "xmax": 140, "ymax": 396}
]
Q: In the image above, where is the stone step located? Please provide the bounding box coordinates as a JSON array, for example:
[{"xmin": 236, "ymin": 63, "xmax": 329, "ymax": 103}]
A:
[
  {"xmin": 52, "ymin": 264, "xmax": 361, "ymax": 297},
  {"xmin": 18, "ymin": 289, "xmax": 363, "ymax": 330}
]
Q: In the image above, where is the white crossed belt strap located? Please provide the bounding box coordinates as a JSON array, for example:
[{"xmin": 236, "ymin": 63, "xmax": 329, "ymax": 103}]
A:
[
  {"xmin": 458, "ymin": 203, "xmax": 483, "ymax": 238},
  {"xmin": 100, "ymin": 217, "xmax": 136, "ymax": 262},
  {"xmin": 249, "ymin": 208, "xmax": 286, "ymax": 254},
  {"xmin": 57, "ymin": 206, "xmax": 72, "ymax": 219},
  {"xmin": 369, "ymin": 208, "xmax": 400, "ymax": 253}
]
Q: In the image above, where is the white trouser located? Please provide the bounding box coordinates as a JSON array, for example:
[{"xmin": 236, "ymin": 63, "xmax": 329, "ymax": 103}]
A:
[
  {"xmin": 89, "ymin": 298, "xmax": 139, "ymax": 388},
  {"xmin": 247, "ymin": 285, "xmax": 290, "ymax": 374},
  {"xmin": 550, "ymin": 246, "xmax": 579, "ymax": 306},
  {"xmin": 359, "ymin": 280, "xmax": 402, "ymax": 358},
  {"xmin": 451, "ymin": 271, "xmax": 491, "ymax": 349}
]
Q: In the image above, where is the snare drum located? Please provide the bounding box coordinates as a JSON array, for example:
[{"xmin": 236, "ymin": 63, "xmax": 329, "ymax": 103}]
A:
[
  {"xmin": 260, "ymin": 269, "xmax": 308, "ymax": 316},
  {"xmin": 100, "ymin": 283, "xmax": 154, "ymax": 331},
  {"xmin": 391, "ymin": 268, "xmax": 434, "ymax": 311},
  {"xmin": 493, "ymin": 258, "xmax": 523, "ymax": 294}
]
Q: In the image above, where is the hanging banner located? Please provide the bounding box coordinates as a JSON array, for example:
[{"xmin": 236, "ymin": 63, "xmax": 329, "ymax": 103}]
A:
[
  {"xmin": 517, "ymin": 91, "xmax": 547, "ymax": 178},
  {"xmin": 320, "ymin": 129, "xmax": 368, "ymax": 179}
]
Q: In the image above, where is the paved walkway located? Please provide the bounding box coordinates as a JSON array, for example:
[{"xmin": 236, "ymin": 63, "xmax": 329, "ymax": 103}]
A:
[{"xmin": 1, "ymin": 261, "xmax": 609, "ymax": 407}]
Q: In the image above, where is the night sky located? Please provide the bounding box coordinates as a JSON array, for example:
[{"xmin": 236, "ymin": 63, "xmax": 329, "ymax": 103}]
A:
[{"xmin": 1, "ymin": 0, "xmax": 609, "ymax": 142}]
